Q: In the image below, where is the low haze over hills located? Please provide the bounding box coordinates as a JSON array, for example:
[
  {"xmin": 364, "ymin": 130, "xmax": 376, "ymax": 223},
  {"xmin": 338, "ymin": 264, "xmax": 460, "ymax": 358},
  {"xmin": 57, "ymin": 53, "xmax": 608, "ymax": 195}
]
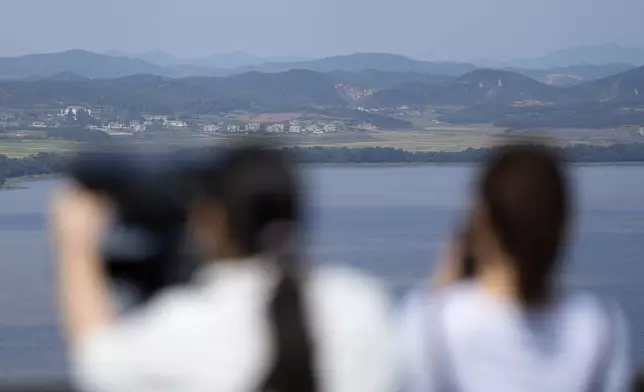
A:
[
  {"xmin": 108, "ymin": 50, "xmax": 310, "ymax": 70},
  {"xmin": 233, "ymin": 53, "xmax": 477, "ymax": 76},
  {"xmin": 478, "ymin": 44, "xmax": 644, "ymax": 69},
  {"xmin": 111, "ymin": 45, "xmax": 644, "ymax": 72},
  {"xmin": 124, "ymin": 50, "xmax": 184, "ymax": 68},
  {"xmin": 329, "ymin": 70, "xmax": 452, "ymax": 89},
  {"xmin": 513, "ymin": 64, "xmax": 635, "ymax": 86}
]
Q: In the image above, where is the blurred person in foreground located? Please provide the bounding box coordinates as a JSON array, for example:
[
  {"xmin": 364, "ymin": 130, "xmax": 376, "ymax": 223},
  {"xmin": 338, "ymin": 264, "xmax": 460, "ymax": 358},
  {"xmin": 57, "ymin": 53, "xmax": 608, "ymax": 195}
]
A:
[
  {"xmin": 399, "ymin": 143, "xmax": 631, "ymax": 392},
  {"xmin": 51, "ymin": 145, "xmax": 397, "ymax": 392}
]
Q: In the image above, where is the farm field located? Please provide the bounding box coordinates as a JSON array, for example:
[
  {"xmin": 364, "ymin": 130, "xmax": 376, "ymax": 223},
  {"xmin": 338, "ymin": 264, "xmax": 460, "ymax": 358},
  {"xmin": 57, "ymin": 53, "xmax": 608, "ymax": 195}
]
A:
[{"xmin": 0, "ymin": 140, "xmax": 80, "ymax": 157}]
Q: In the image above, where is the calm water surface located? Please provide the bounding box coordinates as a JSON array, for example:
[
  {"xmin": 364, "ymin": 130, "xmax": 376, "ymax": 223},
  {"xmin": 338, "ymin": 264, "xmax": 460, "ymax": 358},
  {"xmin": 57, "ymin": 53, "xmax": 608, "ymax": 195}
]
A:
[{"xmin": 0, "ymin": 165, "xmax": 643, "ymax": 377}]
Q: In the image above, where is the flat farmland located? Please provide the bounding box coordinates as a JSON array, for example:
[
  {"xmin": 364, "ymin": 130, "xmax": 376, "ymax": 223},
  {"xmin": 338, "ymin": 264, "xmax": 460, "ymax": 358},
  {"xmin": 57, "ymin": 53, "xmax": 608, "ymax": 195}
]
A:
[
  {"xmin": 0, "ymin": 140, "xmax": 80, "ymax": 157},
  {"xmin": 290, "ymin": 125, "xmax": 644, "ymax": 151},
  {"xmin": 2, "ymin": 125, "xmax": 644, "ymax": 158},
  {"xmin": 289, "ymin": 125, "xmax": 507, "ymax": 152}
]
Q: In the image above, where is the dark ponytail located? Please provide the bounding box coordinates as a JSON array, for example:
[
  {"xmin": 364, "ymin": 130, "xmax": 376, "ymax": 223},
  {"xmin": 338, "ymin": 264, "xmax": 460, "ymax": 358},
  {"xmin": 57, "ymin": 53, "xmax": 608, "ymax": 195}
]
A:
[
  {"xmin": 201, "ymin": 145, "xmax": 317, "ymax": 392},
  {"xmin": 479, "ymin": 144, "xmax": 570, "ymax": 307},
  {"xmin": 263, "ymin": 261, "xmax": 316, "ymax": 392}
]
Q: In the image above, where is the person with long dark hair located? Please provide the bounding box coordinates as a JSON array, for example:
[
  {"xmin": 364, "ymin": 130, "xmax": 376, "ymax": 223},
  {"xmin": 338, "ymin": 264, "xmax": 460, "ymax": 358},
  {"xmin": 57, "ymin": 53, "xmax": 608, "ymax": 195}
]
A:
[
  {"xmin": 52, "ymin": 145, "xmax": 397, "ymax": 392},
  {"xmin": 399, "ymin": 143, "xmax": 631, "ymax": 392}
]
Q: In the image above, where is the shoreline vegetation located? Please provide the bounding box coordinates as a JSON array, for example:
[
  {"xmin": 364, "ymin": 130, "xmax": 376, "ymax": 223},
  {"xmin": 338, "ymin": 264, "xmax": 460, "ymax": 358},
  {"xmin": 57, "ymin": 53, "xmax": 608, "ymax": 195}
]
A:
[{"xmin": 3, "ymin": 143, "xmax": 644, "ymax": 187}]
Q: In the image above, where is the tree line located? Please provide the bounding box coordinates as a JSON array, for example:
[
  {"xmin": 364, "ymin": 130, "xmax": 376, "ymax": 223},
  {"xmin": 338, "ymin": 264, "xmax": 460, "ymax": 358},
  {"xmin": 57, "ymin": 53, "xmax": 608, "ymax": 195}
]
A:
[
  {"xmin": 2, "ymin": 144, "xmax": 644, "ymax": 186},
  {"xmin": 0, "ymin": 153, "xmax": 66, "ymax": 186},
  {"xmin": 290, "ymin": 143, "xmax": 644, "ymax": 164}
]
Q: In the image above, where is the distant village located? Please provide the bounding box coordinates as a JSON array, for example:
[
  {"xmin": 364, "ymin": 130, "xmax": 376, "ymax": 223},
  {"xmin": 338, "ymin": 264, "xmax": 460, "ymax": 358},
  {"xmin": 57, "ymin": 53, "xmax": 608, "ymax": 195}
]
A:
[{"xmin": 0, "ymin": 105, "xmax": 354, "ymax": 137}]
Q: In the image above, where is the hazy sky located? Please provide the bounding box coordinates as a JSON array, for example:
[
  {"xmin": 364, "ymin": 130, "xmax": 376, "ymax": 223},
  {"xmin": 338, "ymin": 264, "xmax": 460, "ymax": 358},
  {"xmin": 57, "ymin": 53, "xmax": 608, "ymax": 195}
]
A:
[{"xmin": 1, "ymin": 0, "xmax": 643, "ymax": 60}]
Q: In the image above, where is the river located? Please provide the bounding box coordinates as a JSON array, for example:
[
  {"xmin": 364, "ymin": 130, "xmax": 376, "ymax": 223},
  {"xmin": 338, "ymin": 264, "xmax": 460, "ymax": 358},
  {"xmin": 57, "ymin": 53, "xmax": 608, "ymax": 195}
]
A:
[{"xmin": 0, "ymin": 165, "xmax": 643, "ymax": 377}]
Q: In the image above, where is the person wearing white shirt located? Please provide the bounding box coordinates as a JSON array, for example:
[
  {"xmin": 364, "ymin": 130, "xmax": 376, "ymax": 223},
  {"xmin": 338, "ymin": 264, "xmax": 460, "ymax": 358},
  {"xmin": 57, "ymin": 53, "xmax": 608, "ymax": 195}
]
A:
[
  {"xmin": 51, "ymin": 145, "xmax": 397, "ymax": 392},
  {"xmin": 398, "ymin": 144, "xmax": 631, "ymax": 392}
]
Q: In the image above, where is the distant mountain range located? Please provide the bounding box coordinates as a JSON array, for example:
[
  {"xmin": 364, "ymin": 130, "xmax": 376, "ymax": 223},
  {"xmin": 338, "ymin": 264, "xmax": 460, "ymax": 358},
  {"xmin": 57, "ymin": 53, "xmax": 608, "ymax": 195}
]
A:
[
  {"xmin": 231, "ymin": 53, "xmax": 477, "ymax": 76},
  {"xmin": 108, "ymin": 44, "xmax": 644, "ymax": 72},
  {"xmin": 1, "ymin": 63, "xmax": 643, "ymax": 110},
  {"xmin": 0, "ymin": 48, "xmax": 641, "ymax": 86},
  {"xmin": 111, "ymin": 50, "xmax": 185, "ymax": 68},
  {"xmin": 0, "ymin": 50, "xmax": 167, "ymax": 80},
  {"xmin": 0, "ymin": 50, "xmax": 478, "ymax": 79},
  {"xmin": 0, "ymin": 70, "xmax": 346, "ymax": 113},
  {"xmin": 106, "ymin": 50, "xmax": 309, "ymax": 69}
]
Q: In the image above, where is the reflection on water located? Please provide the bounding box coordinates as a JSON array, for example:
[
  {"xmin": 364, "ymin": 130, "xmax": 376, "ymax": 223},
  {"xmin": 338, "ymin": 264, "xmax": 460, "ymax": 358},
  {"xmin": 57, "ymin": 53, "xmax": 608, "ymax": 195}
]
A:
[{"xmin": 1, "ymin": 165, "xmax": 644, "ymax": 376}]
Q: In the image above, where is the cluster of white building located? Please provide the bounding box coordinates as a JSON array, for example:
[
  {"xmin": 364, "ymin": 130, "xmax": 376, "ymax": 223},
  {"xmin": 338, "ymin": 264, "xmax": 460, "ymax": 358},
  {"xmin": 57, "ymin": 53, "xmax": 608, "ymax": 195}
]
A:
[
  {"xmin": 86, "ymin": 116, "xmax": 190, "ymax": 134},
  {"xmin": 142, "ymin": 115, "xmax": 188, "ymax": 128},
  {"xmin": 31, "ymin": 107, "xmax": 352, "ymax": 137},
  {"xmin": 85, "ymin": 121, "xmax": 145, "ymax": 134},
  {"xmin": 60, "ymin": 106, "xmax": 92, "ymax": 117},
  {"xmin": 202, "ymin": 120, "xmax": 344, "ymax": 135}
]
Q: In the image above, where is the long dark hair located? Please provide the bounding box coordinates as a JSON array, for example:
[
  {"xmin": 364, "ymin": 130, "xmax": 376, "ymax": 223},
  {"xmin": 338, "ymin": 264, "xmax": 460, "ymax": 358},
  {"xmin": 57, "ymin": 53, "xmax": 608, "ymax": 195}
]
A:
[
  {"xmin": 478, "ymin": 144, "xmax": 570, "ymax": 307},
  {"xmin": 201, "ymin": 144, "xmax": 317, "ymax": 392}
]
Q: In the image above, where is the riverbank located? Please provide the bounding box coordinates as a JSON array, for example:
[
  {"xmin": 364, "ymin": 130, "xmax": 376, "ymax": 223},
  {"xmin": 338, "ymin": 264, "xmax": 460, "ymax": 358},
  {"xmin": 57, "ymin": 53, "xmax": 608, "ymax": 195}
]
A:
[
  {"xmin": 307, "ymin": 161, "xmax": 644, "ymax": 168},
  {"xmin": 5, "ymin": 161, "xmax": 644, "ymax": 192},
  {"xmin": 1, "ymin": 174, "xmax": 63, "ymax": 190},
  {"xmin": 3, "ymin": 144, "xmax": 644, "ymax": 191}
]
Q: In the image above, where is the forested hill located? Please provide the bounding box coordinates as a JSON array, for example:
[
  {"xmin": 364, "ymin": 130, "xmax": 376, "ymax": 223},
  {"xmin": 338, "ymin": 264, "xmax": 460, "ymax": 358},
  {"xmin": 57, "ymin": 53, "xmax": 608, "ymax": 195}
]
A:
[
  {"xmin": 3, "ymin": 144, "xmax": 644, "ymax": 186},
  {"xmin": 368, "ymin": 66, "xmax": 644, "ymax": 107},
  {"xmin": 0, "ymin": 70, "xmax": 345, "ymax": 113},
  {"xmin": 368, "ymin": 69, "xmax": 568, "ymax": 107},
  {"xmin": 365, "ymin": 65, "xmax": 644, "ymax": 128}
]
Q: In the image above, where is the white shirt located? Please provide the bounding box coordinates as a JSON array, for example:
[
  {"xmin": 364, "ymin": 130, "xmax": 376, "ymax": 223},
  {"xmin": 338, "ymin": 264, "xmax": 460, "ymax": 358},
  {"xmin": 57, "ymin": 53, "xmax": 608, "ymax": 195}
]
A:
[
  {"xmin": 71, "ymin": 258, "xmax": 398, "ymax": 392},
  {"xmin": 399, "ymin": 282, "xmax": 631, "ymax": 392}
]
